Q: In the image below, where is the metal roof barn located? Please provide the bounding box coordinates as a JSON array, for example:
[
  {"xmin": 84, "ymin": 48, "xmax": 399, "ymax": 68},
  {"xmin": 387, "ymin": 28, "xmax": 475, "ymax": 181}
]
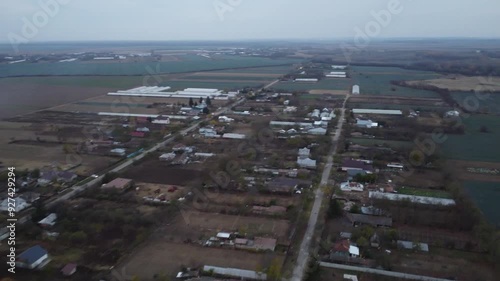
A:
[
  {"xmin": 203, "ymin": 265, "xmax": 267, "ymax": 280},
  {"xmin": 369, "ymin": 191, "xmax": 456, "ymax": 206},
  {"xmin": 352, "ymin": 109, "xmax": 403, "ymax": 115}
]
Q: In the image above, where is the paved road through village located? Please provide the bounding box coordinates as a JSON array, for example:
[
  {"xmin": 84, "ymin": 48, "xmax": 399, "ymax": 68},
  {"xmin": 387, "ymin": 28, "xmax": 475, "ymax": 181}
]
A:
[
  {"xmin": 290, "ymin": 94, "xmax": 349, "ymax": 281},
  {"xmin": 37, "ymin": 80, "xmax": 279, "ymax": 211}
]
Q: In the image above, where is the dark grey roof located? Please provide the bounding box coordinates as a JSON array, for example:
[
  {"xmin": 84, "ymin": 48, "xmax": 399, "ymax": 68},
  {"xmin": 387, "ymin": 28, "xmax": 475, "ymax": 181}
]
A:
[
  {"xmin": 342, "ymin": 159, "xmax": 373, "ymax": 171},
  {"xmin": 346, "ymin": 213, "xmax": 392, "ymax": 227},
  {"xmin": 18, "ymin": 245, "xmax": 47, "ymax": 265}
]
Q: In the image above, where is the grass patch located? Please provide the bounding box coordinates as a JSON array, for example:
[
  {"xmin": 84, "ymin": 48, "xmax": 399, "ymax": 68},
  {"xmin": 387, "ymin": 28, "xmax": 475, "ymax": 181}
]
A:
[
  {"xmin": 349, "ymin": 138, "xmax": 414, "ymax": 150},
  {"xmin": 273, "ymin": 79, "xmax": 352, "ymax": 92},
  {"xmin": 462, "ymin": 181, "xmax": 500, "ymax": 227},
  {"xmin": 440, "ymin": 114, "xmax": 500, "ymax": 162},
  {"xmin": 350, "ymin": 66, "xmax": 441, "ymax": 97},
  {"xmin": 51, "ymin": 248, "xmax": 84, "ymax": 266},
  {"xmin": 397, "ymin": 186, "xmax": 452, "ymax": 199}
]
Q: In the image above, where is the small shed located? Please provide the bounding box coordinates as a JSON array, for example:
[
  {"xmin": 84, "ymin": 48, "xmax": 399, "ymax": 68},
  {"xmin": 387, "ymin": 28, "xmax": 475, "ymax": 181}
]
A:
[
  {"xmin": 102, "ymin": 178, "xmax": 133, "ymax": 191},
  {"xmin": 61, "ymin": 263, "xmax": 77, "ymax": 276}
]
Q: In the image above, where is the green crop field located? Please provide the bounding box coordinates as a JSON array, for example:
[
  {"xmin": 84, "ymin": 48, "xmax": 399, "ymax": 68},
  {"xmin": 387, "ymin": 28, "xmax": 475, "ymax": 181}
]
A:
[
  {"xmin": 440, "ymin": 114, "xmax": 500, "ymax": 162},
  {"xmin": 181, "ymin": 75, "xmax": 275, "ymax": 81},
  {"xmin": 397, "ymin": 186, "xmax": 452, "ymax": 199},
  {"xmin": 347, "ymin": 102, "xmax": 452, "ymax": 112},
  {"xmin": 0, "ymin": 76, "xmax": 143, "ymax": 88},
  {"xmin": 0, "ymin": 55, "xmax": 301, "ymax": 78},
  {"xmin": 349, "ymin": 138, "xmax": 414, "ymax": 150},
  {"xmin": 273, "ymin": 79, "xmax": 352, "ymax": 92},
  {"xmin": 351, "ymin": 66, "xmax": 442, "ymax": 97},
  {"xmin": 207, "ymin": 65, "xmax": 295, "ymax": 74},
  {"xmin": 462, "ymin": 181, "xmax": 500, "ymax": 227},
  {"xmin": 451, "ymin": 91, "xmax": 500, "ymax": 115},
  {"xmin": 75, "ymin": 101, "xmax": 150, "ymax": 107}
]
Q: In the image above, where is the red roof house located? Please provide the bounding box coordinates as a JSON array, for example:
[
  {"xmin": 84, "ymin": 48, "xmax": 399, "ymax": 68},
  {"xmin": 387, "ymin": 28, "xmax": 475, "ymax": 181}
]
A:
[{"xmin": 130, "ymin": 131, "xmax": 146, "ymax": 138}]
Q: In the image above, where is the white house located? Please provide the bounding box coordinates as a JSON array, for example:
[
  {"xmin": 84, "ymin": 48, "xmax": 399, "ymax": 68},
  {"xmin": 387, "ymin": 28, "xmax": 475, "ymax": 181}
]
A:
[
  {"xmin": 199, "ymin": 127, "xmax": 218, "ymax": 138},
  {"xmin": 136, "ymin": 127, "xmax": 150, "ymax": 132},
  {"xmin": 110, "ymin": 148, "xmax": 126, "ymax": 156},
  {"xmin": 310, "ymin": 109, "xmax": 321, "ymax": 118},
  {"xmin": 159, "ymin": 153, "xmax": 176, "ymax": 161},
  {"xmin": 218, "ymin": 116, "xmax": 234, "ymax": 123},
  {"xmin": 320, "ymin": 110, "xmax": 336, "ymax": 120},
  {"xmin": 283, "ymin": 106, "xmax": 297, "ymax": 113},
  {"xmin": 445, "ymin": 110, "xmax": 460, "ymax": 118},
  {"xmin": 340, "ymin": 182, "xmax": 364, "ymax": 192},
  {"xmin": 152, "ymin": 116, "xmax": 171, "ymax": 125},
  {"xmin": 297, "ymin": 157, "xmax": 317, "ymax": 169},
  {"xmin": 0, "ymin": 197, "xmax": 29, "ymax": 212},
  {"xmin": 349, "ymin": 245, "xmax": 360, "ymax": 257}
]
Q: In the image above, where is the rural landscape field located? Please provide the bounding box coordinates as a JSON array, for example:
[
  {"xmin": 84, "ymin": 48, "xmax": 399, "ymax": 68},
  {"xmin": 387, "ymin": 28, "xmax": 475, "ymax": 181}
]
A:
[{"xmin": 0, "ymin": 1, "xmax": 499, "ymax": 281}]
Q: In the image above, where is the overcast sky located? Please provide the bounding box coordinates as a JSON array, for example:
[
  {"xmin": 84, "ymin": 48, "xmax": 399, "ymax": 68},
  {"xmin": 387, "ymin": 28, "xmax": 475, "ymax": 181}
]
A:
[{"xmin": 1, "ymin": 0, "xmax": 499, "ymax": 42}]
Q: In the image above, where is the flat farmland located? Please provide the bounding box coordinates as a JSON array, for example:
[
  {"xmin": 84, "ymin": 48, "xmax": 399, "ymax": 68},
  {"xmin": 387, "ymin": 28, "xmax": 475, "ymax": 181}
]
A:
[
  {"xmin": 203, "ymin": 191, "xmax": 299, "ymax": 207},
  {"xmin": 178, "ymin": 210, "xmax": 290, "ymax": 239},
  {"xmin": 349, "ymin": 95, "xmax": 446, "ymax": 106},
  {"xmin": 394, "ymin": 169, "xmax": 444, "ymax": 187},
  {"xmin": 119, "ymin": 241, "xmax": 284, "ymax": 281},
  {"xmin": 76, "ymin": 94, "xmax": 228, "ymax": 106},
  {"xmin": 0, "ymin": 80, "xmax": 115, "ymax": 119},
  {"xmin": 349, "ymin": 138, "xmax": 414, "ymax": 150},
  {"xmin": 161, "ymin": 80, "xmax": 266, "ymax": 90},
  {"xmin": 53, "ymin": 103, "xmax": 161, "ymax": 115},
  {"xmin": 188, "ymin": 72, "xmax": 281, "ymax": 78},
  {"xmin": 348, "ymin": 95, "xmax": 449, "ymax": 111},
  {"xmin": 170, "ymin": 78, "xmax": 272, "ymax": 83},
  {"xmin": 309, "ymin": 89, "xmax": 348, "ymax": 95},
  {"xmin": 440, "ymin": 114, "xmax": 500, "ymax": 162},
  {"xmin": 463, "ymin": 181, "xmax": 500, "ymax": 227},
  {"xmin": 51, "ymin": 93, "xmax": 228, "ymax": 114},
  {"xmin": 350, "ymin": 66, "xmax": 441, "ymax": 97},
  {"xmin": 448, "ymin": 160, "xmax": 500, "ymax": 182},
  {"xmin": 390, "ymin": 249, "xmax": 496, "ymax": 281},
  {"xmin": 0, "ymin": 133, "xmax": 117, "ymax": 172},
  {"xmin": 273, "ymin": 79, "xmax": 352, "ymax": 92},
  {"xmin": 206, "ymin": 65, "xmax": 295, "ymax": 74},
  {"xmin": 0, "ymin": 121, "xmax": 117, "ymax": 171},
  {"xmin": 0, "ymin": 76, "xmax": 143, "ymax": 88},
  {"xmin": 0, "ymin": 55, "xmax": 301, "ymax": 77},
  {"xmin": 406, "ymin": 75, "xmax": 500, "ymax": 92},
  {"xmin": 451, "ymin": 91, "xmax": 500, "ymax": 115},
  {"xmin": 347, "ymin": 102, "xmax": 452, "ymax": 111},
  {"xmin": 123, "ymin": 160, "xmax": 207, "ymax": 186}
]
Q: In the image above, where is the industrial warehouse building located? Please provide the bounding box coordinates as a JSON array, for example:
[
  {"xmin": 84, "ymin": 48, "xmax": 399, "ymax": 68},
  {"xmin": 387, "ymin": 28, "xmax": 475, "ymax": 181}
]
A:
[{"xmin": 108, "ymin": 86, "xmax": 226, "ymax": 99}]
